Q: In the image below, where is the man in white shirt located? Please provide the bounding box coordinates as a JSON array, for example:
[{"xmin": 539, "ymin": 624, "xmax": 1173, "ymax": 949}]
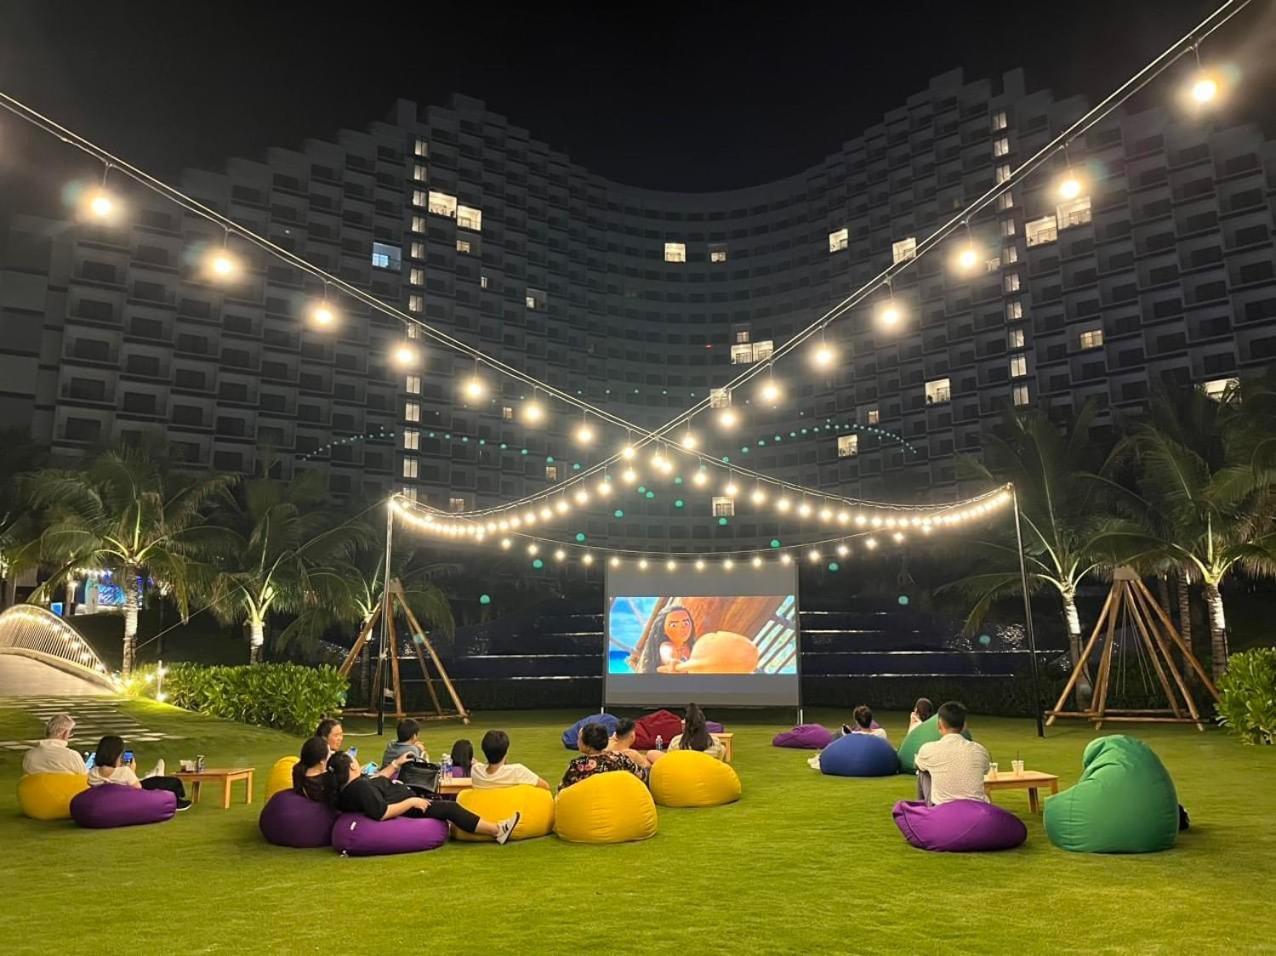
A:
[
  {"xmin": 21, "ymin": 713, "xmax": 88, "ymax": 775},
  {"xmin": 914, "ymin": 701, "xmax": 990, "ymax": 806},
  {"xmin": 470, "ymin": 730, "xmax": 550, "ymax": 790}
]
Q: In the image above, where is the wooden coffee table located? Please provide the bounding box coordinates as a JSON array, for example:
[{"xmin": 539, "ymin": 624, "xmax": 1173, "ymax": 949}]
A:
[
  {"xmin": 171, "ymin": 768, "xmax": 254, "ymax": 809},
  {"xmin": 437, "ymin": 776, "xmax": 472, "ymax": 796},
  {"xmin": 716, "ymin": 732, "xmax": 735, "ymax": 763},
  {"xmin": 984, "ymin": 769, "xmax": 1059, "ymax": 813}
]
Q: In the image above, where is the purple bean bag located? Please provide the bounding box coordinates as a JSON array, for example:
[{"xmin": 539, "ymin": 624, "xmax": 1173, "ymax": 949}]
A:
[
  {"xmin": 773, "ymin": 724, "xmax": 835, "ymax": 749},
  {"xmin": 706, "ymin": 720, "xmax": 725, "ymax": 734},
  {"xmin": 330, "ymin": 813, "xmax": 450, "ymax": 856},
  {"xmin": 70, "ymin": 784, "xmax": 176, "ymax": 829},
  {"xmin": 259, "ymin": 790, "xmax": 338, "ymax": 848},
  {"xmin": 892, "ymin": 799, "xmax": 1027, "ymax": 852}
]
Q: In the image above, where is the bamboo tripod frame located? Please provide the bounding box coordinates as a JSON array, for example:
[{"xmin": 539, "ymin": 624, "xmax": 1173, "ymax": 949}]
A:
[
  {"xmin": 338, "ymin": 578, "xmax": 469, "ymax": 724},
  {"xmin": 1046, "ymin": 567, "xmax": 1218, "ymax": 731}
]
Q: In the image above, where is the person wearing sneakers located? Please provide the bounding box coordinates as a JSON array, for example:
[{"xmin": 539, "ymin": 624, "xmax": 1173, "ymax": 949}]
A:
[
  {"xmin": 86, "ymin": 734, "xmax": 192, "ymax": 810},
  {"xmin": 325, "ymin": 751, "xmax": 520, "ymax": 843}
]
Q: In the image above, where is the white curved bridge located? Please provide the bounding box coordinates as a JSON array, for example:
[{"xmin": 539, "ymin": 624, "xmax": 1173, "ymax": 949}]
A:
[{"xmin": 0, "ymin": 605, "xmax": 116, "ymax": 696}]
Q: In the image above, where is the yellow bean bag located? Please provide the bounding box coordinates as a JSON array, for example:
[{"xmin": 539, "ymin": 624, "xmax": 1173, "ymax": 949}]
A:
[
  {"xmin": 18, "ymin": 773, "xmax": 89, "ymax": 821},
  {"xmin": 265, "ymin": 756, "xmax": 296, "ymax": 800},
  {"xmin": 554, "ymin": 771, "xmax": 657, "ymax": 844},
  {"xmin": 454, "ymin": 784, "xmax": 555, "ymax": 842},
  {"xmin": 650, "ymin": 750, "xmax": 742, "ymax": 807}
]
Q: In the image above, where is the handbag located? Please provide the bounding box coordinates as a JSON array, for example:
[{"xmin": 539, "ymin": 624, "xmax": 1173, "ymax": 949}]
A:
[{"xmin": 397, "ymin": 759, "xmax": 442, "ymax": 796}]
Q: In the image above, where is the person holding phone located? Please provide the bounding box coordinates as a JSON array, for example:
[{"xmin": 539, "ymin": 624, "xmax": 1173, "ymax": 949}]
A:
[{"xmin": 87, "ymin": 735, "xmax": 191, "ymax": 810}]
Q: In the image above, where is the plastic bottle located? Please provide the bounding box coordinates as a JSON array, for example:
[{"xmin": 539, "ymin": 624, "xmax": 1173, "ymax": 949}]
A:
[
  {"xmin": 654, "ymin": 735, "xmax": 664, "ymax": 751},
  {"xmin": 440, "ymin": 752, "xmax": 452, "ymax": 779}
]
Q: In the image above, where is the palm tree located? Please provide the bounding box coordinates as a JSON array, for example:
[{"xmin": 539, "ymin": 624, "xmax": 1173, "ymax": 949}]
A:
[
  {"xmin": 206, "ymin": 472, "xmax": 368, "ymax": 663},
  {"xmin": 1102, "ymin": 383, "xmax": 1276, "ymax": 680},
  {"xmin": 27, "ymin": 445, "xmax": 233, "ymax": 674},
  {"xmin": 939, "ymin": 401, "xmax": 1123, "ymax": 703}
]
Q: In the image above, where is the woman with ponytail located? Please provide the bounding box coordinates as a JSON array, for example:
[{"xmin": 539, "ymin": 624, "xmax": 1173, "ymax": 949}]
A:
[{"xmin": 324, "ymin": 751, "xmax": 521, "ymax": 844}]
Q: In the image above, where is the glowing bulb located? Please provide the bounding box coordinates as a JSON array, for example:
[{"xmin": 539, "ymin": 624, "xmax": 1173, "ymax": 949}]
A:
[
  {"xmin": 812, "ymin": 342, "xmax": 836, "ymax": 368},
  {"xmin": 752, "ymin": 556, "xmax": 763, "ymax": 568},
  {"xmin": 760, "ymin": 380, "xmax": 782, "ymax": 405},
  {"xmin": 878, "ymin": 302, "xmax": 902, "ymax": 328},
  {"xmin": 622, "ymin": 467, "xmax": 638, "ymax": 484},
  {"xmin": 575, "ymin": 423, "xmax": 594, "ymax": 445},
  {"xmin": 650, "ymin": 452, "xmax": 668, "ymax": 471},
  {"xmin": 808, "ymin": 549, "xmax": 821, "ymax": 563},
  {"xmin": 838, "ymin": 511, "xmax": 850, "ymax": 525},
  {"xmin": 540, "ymin": 506, "xmax": 552, "ymax": 520},
  {"xmin": 780, "ymin": 553, "xmax": 792, "ymax": 565},
  {"xmin": 207, "ymin": 250, "xmax": 238, "ymax": 279},
  {"xmin": 311, "ymin": 303, "xmax": 337, "ymax": 328},
  {"xmin": 776, "ymin": 498, "xmax": 791, "ymax": 513},
  {"xmin": 597, "ymin": 480, "xmax": 613, "ymax": 497},
  {"xmin": 574, "ymin": 489, "xmax": 590, "ymax": 505},
  {"xmin": 865, "ymin": 538, "xmax": 878, "ymax": 550},
  {"xmin": 751, "ymin": 487, "xmax": 767, "ymax": 505},
  {"xmin": 681, "ymin": 431, "xmax": 698, "ymax": 450},
  {"xmin": 392, "ymin": 343, "xmax": 419, "ymax": 367},
  {"xmin": 609, "ymin": 556, "xmax": 621, "ymax": 568},
  {"xmin": 555, "ymin": 549, "xmax": 567, "ymax": 561},
  {"xmin": 798, "ymin": 503, "xmax": 812, "ymax": 518},
  {"xmin": 718, "ymin": 409, "xmax": 738, "ymax": 429},
  {"xmin": 638, "ymin": 558, "xmax": 648, "ymax": 570},
  {"xmin": 723, "ymin": 559, "xmax": 735, "ymax": 570},
  {"xmin": 724, "ymin": 481, "xmax": 739, "ymax": 497},
  {"xmin": 1057, "ymin": 173, "xmax": 1083, "ymax": 201},
  {"xmin": 523, "ymin": 400, "xmax": 545, "ymax": 424},
  {"xmin": 695, "ymin": 559, "xmax": 705, "ymax": 571},
  {"xmin": 1191, "ymin": 74, "xmax": 1218, "ymax": 104},
  {"xmin": 837, "ymin": 544, "xmax": 849, "ymax": 557},
  {"xmin": 527, "ymin": 544, "xmax": 539, "ymax": 555},
  {"xmin": 956, "ymin": 246, "xmax": 978, "ymax": 273},
  {"xmin": 621, "ymin": 445, "xmax": 637, "ymax": 460},
  {"xmin": 693, "ymin": 471, "xmax": 709, "ymax": 487},
  {"xmin": 583, "ymin": 553, "xmax": 594, "ymax": 565},
  {"xmin": 893, "ymin": 532, "xmax": 905, "ymax": 543},
  {"xmin": 85, "ymin": 189, "xmax": 116, "ymax": 220},
  {"xmin": 555, "ymin": 499, "xmax": 570, "ymax": 513},
  {"xmin": 819, "ymin": 508, "xmax": 833, "ymax": 523},
  {"xmin": 523, "ymin": 510, "xmax": 537, "ymax": 525},
  {"xmin": 463, "ymin": 376, "xmax": 486, "ymax": 400},
  {"xmin": 500, "ymin": 538, "xmax": 512, "ymax": 549}
]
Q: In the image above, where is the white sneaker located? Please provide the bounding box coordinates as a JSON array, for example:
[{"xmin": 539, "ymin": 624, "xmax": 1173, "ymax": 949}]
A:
[
  {"xmin": 145, "ymin": 758, "xmax": 165, "ymax": 779},
  {"xmin": 495, "ymin": 811, "xmax": 521, "ymax": 845}
]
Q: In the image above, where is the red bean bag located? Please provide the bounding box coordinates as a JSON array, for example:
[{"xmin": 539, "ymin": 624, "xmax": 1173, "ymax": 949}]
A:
[
  {"xmin": 259, "ymin": 790, "xmax": 338, "ymax": 848},
  {"xmin": 70, "ymin": 785, "xmax": 176, "ymax": 828},
  {"xmin": 330, "ymin": 813, "xmax": 449, "ymax": 856},
  {"xmin": 772, "ymin": 724, "xmax": 835, "ymax": 749},
  {"xmin": 633, "ymin": 710, "xmax": 685, "ymax": 750},
  {"xmin": 892, "ymin": 799, "xmax": 1027, "ymax": 852}
]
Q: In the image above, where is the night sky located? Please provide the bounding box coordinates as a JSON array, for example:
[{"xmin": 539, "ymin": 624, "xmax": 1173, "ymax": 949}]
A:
[{"xmin": 0, "ymin": 0, "xmax": 1270, "ymax": 207}]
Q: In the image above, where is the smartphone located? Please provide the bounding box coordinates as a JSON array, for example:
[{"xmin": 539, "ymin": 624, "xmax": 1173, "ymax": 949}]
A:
[
  {"xmin": 84, "ymin": 753, "xmax": 96, "ymax": 771},
  {"xmin": 347, "ymin": 747, "xmax": 358, "ymax": 759},
  {"xmin": 122, "ymin": 750, "xmax": 134, "ymax": 765}
]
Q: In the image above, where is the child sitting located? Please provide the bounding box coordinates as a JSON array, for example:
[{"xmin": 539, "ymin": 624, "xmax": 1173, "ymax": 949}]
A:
[{"xmin": 380, "ymin": 718, "xmax": 428, "ymax": 768}]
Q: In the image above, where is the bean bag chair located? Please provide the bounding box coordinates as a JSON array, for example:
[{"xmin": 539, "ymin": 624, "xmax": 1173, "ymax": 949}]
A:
[
  {"xmin": 633, "ymin": 710, "xmax": 684, "ymax": 750},
  {"xmin": 773, "ymin": 724, "xmax": 835, "ymax": 750},
  {"xmin": 819, "ymin": 733, "xmax": 899, "ymax": 777},
  {"xmin": 18, "ymin": 773, "xmax": 89, "ymax": 821},
  {"xmin": 554, "ymin": 771, "xmax": 657, "ymax": 844},
  {"xmin": 706, "ymin": 720, "xmax": 725, "ymax": 734},
  {"xmin": 330, "ymin": 813, "xmax": 449, "ymax": 856},
  {"xmin": 265, "ymin": 756, "xmax": 296, "ymax": 801},
  {"xmin": 650, "ymin": 750, "xmax": 742, "ymax": 807},
  {"xmin": 680, "ymin": 631, "xmax": 759, "ymax": 674},
  {"xmin": 893, "ymin": 799, "xmax": 1027, "ymax": 852},
  {"xmin": 70, "ymin": 784, "xmax": 176, "ymax": 829},
  {"xmin": 897, "ymin": 715, "xmax": 972, "ymax": 772},
  {"xmin": 1044, "ymin": 735, "xmax": 1178, "ymax": 854},
  {"xmin": 561, "ymin": 713, "xmax": 620, "ymax": 750},
  {"xmin": 259, "ymin": 790, "xmax": 338, "ymax": 848},
  {"xmin": 454, "ymin": 784, "xmax": 555, "ymax": 841}
]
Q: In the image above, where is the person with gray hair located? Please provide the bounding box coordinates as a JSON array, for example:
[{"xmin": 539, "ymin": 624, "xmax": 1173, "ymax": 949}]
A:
[{"xmin": 21, "ymin": 712, "xmax": 88, "ymax": 775}]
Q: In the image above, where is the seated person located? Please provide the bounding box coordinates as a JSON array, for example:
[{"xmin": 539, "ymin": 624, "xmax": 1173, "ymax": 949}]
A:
[
  {"xmin": 315, "ymin": 717, "xmax": 345, "ymax": 756},
  {"xmin": 607, "ymin": 718, "xmax": 651, "ymax": 772},
  {"xmin": 471, "ymin": 730, "xmax": 549, "ymax": 790},
  {"xmin": 87, "ymin": 735, "xmax": 191, "ymax": 811},
  {"xmin": 914, "ymin": 701, "xmax": 991, "ymax": 806},
  {"xmin": 842, "ymin": 705, "xmax": 889, "ymax": 740},
  {"xmin": 381, "ymin": 718, "xmax": 428, "ymax": 768},
  {"xmin": 296, "ymin": 736, "xmax": 414, "ymax": 801},
  {"xmin": 561, "ymin": 722, "xmax": 646, "ymax": 789},
  {"xmin": 325, "ymin": 751, "xmax": 520, "ymax": 843},
  {"xmin": 647, "ymin": 703, "xmax": 723, "ymax": 764},
  {"xmin": 908, "ymin": 697, "xmax": 935, "ymax": 735},
  {"xmin": 448, "ymin": 738, "xmax": 474, "ymax": 777},
  {"xmin": 22, "ymin": 712, "xmax": 87, "ymax": 775}
]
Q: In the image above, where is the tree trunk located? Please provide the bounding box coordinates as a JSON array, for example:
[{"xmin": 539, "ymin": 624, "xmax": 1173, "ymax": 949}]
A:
[
  {"xmin": 1203, "ymin": 580, "xmax": 1229, "ymax": 681},
  {"xmin": 1174, "ymin": 567, "xmax": 1198, "ymax": 688},
  {"xmin": 359, "ymin": 627, "xmax": 371, "ymax": 701},
  {"xmin": 1156, "ymin": 575, "xmax": 1171, "ymax": 615},
  {"xmin": 65, "ymin": 577, "xmax": 77, "ymax": 616},
  {"xmin": 249, "ymin": 619, "xmax": 265, "ymax": 664},
  {"xmin": 3, "ymin": 575, "xmax": 15, "ymax": 610},
  {"xmin": 1061, "ymin": 589, "xmax": 1092, "ymax": 708},
  {"xmin": 122, "ymin": 571, "xmax": 139, "ymax": 677}
]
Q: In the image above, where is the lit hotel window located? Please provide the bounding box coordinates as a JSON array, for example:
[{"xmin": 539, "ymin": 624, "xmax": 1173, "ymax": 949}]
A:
[
  {"xmin": 403, "ymin": 429, "xmax": 419, "ymax": 451},
  {"xmin": 664, "ymin": 242, "xmax": 686, "ymax": 263},
  {"xmin": 1008, "ymin": 328, "xmax": 1025, "ymax": 350},
  {"xmin": 1079, "ymin": 328, "xmax": 1104, "ymax": 350},
  {"xmin": 1203, "ymin": 377, "xmax": 1239, "ymax": 400},
  {"xmin": 525, "ymin": 288, "xmax": 545, "ymax": 310},
  {"xmin": 413, "ymin": 138, "xmax": 429, "ymax": 158},
  {"xmin": 731, "ymin": 344, "xmax": 754, "ymax": 365},
  {"xmin": 449, "ymin": 496, "xmax": 466, "ymax": 513},
  {"xmin": 1057, "ymin": 195, "xmax": 1092, "ymax": 228},
  {"xmin": 991, "ymin": 110, "xmax": 1008, "ymax": 131},
  {"xmin": 410, "ymin": 241, "xmax": 425, "ymax": 259},
  {"xmin": 993, "ymin": 137, "xmax": 1010, "ymax": 157},
  {"xmin": 837, "ymin": 435, "xmax": 859, "ymax": 458},
  {"xmin": 402, "ymin": 457, "xmax": 418, "ymax": 479},
  {"xmin": 545, "ymin": 464, "xmax": 559, "ymax": 481},
  {"xmin": 404, "ymin": 401, "xmax": 420, "ymax": 423},
  {"xmin": 892, "ymin": 237, "xmax": 916, "ymax": 263},
  {"xmin": 427, "ymin": 190, "xmax": 457, "ymax": 218},
  {"xmin": 1006, "ymin": 300, "xmax": 1023, "ymax": 321},
  {"xmin": 456, "ymin": 239, "xmax": 472, "ymax": 254},
  {"xmin": 370, "ymin": 241, "xmax": 401, "ymax": 271},
  {"xmin": 457, "ymin": 205, "xmax": 482, "ymax": 231},
  {"xmin": 709, "ymin": 244, "xmax": 728, "ymax": 263},
  {"xmin": 1013, "ymin": 384, "xmax": 1030, "ymax": 406},
  {"xmin": 866, "ymin": 407, "xmax": 880, "ymax": 425},
  {"xmin": 405, "ymin": 374, "xmax": 421, "ymax": 394},
  {"xmin": 828, "ymin": 228, "xmax": 849, "ymax": 253},
  {"xmin": 925, "ymin": 378, "xmax": 951, "ymax": 405},
  {"xmin": 1010, "ymin": 355, "xmax": 1028, "ymax": 378},
  {"xmin": 995, "ymin": 164, "xmax": 1011, "ymax": 184},
  {"xmin": 712, "ymin": 496, "xmax": 735, "ymax": 517},
  {"xmin": 409, "ymin": 267, "xmax": 425, "ymax": 286},
  {"xmin": 408, "ymin": 294, "xmax": 424, "ymax": 313},
  {"xmin": 412, "ymin": 164, "xmax": 427, "ymax": 183}
]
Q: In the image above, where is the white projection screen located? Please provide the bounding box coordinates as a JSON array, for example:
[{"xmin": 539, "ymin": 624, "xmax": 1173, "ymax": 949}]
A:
[{"xmin": 604, "ymin": 562, "xmax": 800, "ymax": 708}]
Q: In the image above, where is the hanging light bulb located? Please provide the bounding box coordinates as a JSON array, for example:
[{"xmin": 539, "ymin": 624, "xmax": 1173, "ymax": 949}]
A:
[
  {"xmin": 621, "ymin": 444, "xmax": 637, "ymax": 460},
  {"xmin": 693, "ymin": 470, "xmax": 709, "ymax": 487},
  {"xmin": 1190, "ymin": 73, "xmax": 1219, "ymax": 104},
  {"xmin": 666, "ymin": 559, "xmax": 677, "ymax": 572},
  {"xmin": 462, "ymin": 374, "xmax": 486, "ymax": 401},
  {"xmin": 877, "ymin": 290, "xmax": 903, "ymax": 329},
  {"xmin": 776, "ymin": 497, "xmax": 792, "ymax": 513},
  {"xmin": 582, "ymin": 553, "xmax": 594, "ymax": 566},
  {"xmin": 575, "ymin": 420, "xmax": 595, "ymax": 445},
  {"xmin": 392, "ymin": 342, "xmax": 420, "ymax": 367},
  {"xmin": 680, "ymin": 429, "xmax": 698, "ymax": 450},
  {"xmin": 597, "ymin": 479, "xmax": 613, "ymax": 497},
  {"xmin": 812, "ymin": 332, "xmax": 836, "ymax": 369},
  {"xmin": 751, "ymin": 555, "xmax": 763, "ymax": 568},
  {"xmin": 724, "ymin": 480, "xmax": 739, "ymax": 497},
  {"xmin": 750, "ymin": 486, "xmax": 767, "ymax": 505},
  {"xmin": 759, "ymin": 366, "xmax": 783, "ymax": 405},
  {"xmin": 574, "ymin": 488, "xmax": 590, "ymax": 505},
  {"xmin": 808, "ymin": 549, "xmax": 822, "ymax": 564},
  {"xmin": 621, "ymin": 467, "xmax": 638, "ymax": 484},
  {"xmin": 865, "ymin": 537, "xmax": 878, "ymax": 550},
  {"xmin": 310, "ymin": 300, "xmax": 337, "ymax": 329},
  {"xmin": 718, "ymin": 408, "xmax": 739, "ymax": 429},
  {"xmin": 1057, "ymin": 170, "xmax": 1083, "ymax": 201},
  {"xmin": 523, "ymin": 397, "xmax": 545, "ymax": 424},
  {"xmin": 609, "ymin": 556, "xmax": 621, "ymax": 568},
  {"xmin": 527, "ymin": 544, "xmax": 539, "ymax": 556},
  {"xmin": 206, "ymin": 246, "xmax": 239, "ymax": 280},
  {"xmin": 723, "ymin": 558, "xmax": 735, "ymax": 571},
  {"xmin": 780, "ymin": 553, "xmax": 792, "ymax": 565},
  {"xmin": 694, "ymin": 559, "xmax": 706, "ymax": 571},
  {"xmin": 638, "ymin": 558, "xmax": 649, "ymax": 570},
  {"xmin": 836, "ymin": 544, "xmax": 849, "ymax": 557}
]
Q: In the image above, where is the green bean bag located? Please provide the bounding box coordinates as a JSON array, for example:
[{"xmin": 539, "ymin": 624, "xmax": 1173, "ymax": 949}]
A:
[
  {"xmin": 1044, "ymin": 735, "xmax": 1178, "ymax": 854},
  {"xmin": 897, "ymin": 715, "xmax": 972, "ymax": 772}
]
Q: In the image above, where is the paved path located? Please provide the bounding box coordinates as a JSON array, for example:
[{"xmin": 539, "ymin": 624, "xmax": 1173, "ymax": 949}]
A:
[
  {"xmin": 0, "ymin": 694, "xmax": 182, "ymax": 753},
  {"xmin": 0, "ymin": 654, "xmax": 109, "ymax": 697}
]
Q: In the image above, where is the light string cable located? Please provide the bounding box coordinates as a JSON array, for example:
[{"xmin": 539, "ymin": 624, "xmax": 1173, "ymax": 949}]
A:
[{"xmin": 0, "ymin": 0, "xmax": 1250, "ymax": 517}]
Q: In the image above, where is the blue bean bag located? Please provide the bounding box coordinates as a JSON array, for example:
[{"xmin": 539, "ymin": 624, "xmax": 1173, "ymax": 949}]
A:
[
  {"xmin": 819, "ymin": 733, "xmax": 898, "ymax": 777},
  {"xmin": 70, "ymin": 784, "xmax": 176, "ymax": 828},
  {"xmin": 561, "ymin": 713, "xmax": 619, "ymax": 750},
  {"xmin": 259, "ymin": 790, "xmax": 338, "ymax": 848},
  {"xmin": 893, "ymin": 799, "xmax": 1027, "ymax": 852},
  {"xmin": 330, "ymin": 813, "xmax": 450, "ymax": 856}
]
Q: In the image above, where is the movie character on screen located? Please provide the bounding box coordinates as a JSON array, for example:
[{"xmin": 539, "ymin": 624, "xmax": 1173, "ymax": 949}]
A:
[{"xmin": 631, "ymin": 603, "xmax": 698, "ymax": 674}]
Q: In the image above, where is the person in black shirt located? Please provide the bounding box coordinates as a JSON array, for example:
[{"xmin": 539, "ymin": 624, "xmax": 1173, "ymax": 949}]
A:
[
  {"xmin": 326, "ymin": 751, "xmax": 521, "ymax": 844},
  {"xmin": 293, "ymin": 736, "xmax": 416, "ymax": 803}
]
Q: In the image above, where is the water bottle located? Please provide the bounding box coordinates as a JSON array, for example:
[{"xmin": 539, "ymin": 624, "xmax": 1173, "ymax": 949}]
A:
[
  {"xmin": 655, "ymin": 735, "xmax": 664, "ymax": 751},
  {"xmin": 441, "ymin": 752, "xmax": 452, "ymax": 779}
]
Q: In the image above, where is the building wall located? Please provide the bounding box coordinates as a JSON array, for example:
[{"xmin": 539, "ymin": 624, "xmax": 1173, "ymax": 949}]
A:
[{"xmin": 3, "ymin": 67, "xmax": 1275, "ymax": 554}]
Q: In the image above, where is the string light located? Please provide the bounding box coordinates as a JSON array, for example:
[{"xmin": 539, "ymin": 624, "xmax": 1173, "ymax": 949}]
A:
[
  {"xmin": 392, "ymin": 341, "xmax": 419, "ymax": 367},
  {"xmin": 718, "ymin": 408, "xmax": 739, "ymax": 429},
  {"xmin": 759, "ymin": 365, "xmax": 783, "ymax": 406},
  {"xmin": 463, "ymin": 360, "xmax": 486, "ymax": 401},
  {"xmin": 751, "ymin": 556, "xmax": 763, "ymax": 568},
  {"xmin": 750, "ymin": 486, "xmax": 767, "ymax": 505},
  {"xmin": 680, "ymin": 428, "xmax": 698, "ymax": 450},
  {"xmin": 582, "ymin": 553, "xmax": 594, "ymax": 566},
  {"xmin": 807, "ymin": 549, "xmax": 821, "ymax": 563},
  {"xmin": 811, "ymin": 328, "xmax": 836, "ymax": 369},
  {"xmin": 878, "ymin": 280, "xmax": 902, "ymax": 329},
  {"xmin": 310, "ymin": 300, "xmax": 337, "ymax": 329},
  {"xmin": 638, "ymin": 558, "xmax": 648, "ymax": 570},
  {"xmin": 575, "ymin": 417, "xmax": 595, "ymax": 445},
  {"xmin": 723, "ymin": 558, "xmax": 735, "ymax": 570},
  {"xmin": 693, "ymin": 470, "xmax": 709, "ymax": 487},
  {"xmin": 666, "ymin": 559, "xmax": 677, "ymax": 571},
  {"xmin": 523, "ymin": 395, "xmax": 546, "ymax": 425},
  {"xmin": 621, "ymin": 443, "xmax": 637, "ymax": 461}
]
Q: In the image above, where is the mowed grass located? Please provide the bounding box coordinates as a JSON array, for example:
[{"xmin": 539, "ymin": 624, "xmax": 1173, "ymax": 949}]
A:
[{"xmin": 3, "ymin": 701, "xmax": 1275, "ymax": 956}]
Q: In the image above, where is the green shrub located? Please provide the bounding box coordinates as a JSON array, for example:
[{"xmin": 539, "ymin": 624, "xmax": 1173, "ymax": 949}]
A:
[
  {"xmin": 155, "ymin": 663, "xmax": 348, "ymax": 734},
  {"xmin": 1216, "ymin": 648, "xmax": 1276, "ymax": 745}
]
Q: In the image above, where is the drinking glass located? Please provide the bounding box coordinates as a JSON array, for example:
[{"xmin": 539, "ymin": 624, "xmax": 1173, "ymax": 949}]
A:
[
  {"xmin": 988, "ymin": 762, "xmax": 999, "ymax": 778},
  {"xmin": 1012, "ymin": 759, "xmax": 1025, "ymax": 776}
]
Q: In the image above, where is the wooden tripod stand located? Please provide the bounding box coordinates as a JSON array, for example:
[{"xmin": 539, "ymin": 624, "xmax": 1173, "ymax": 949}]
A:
[
  {"xmin": 338, "ymin": 578, "xmax": 469, "ymax": 724},
  {"xmin": 1046, "ymin": 567, "xmax": 1218, "ymax": 731}
]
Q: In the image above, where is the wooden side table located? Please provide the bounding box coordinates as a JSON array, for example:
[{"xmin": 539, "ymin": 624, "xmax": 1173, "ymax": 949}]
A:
[
  {"xmin": 715, "ymin": 732, "xmax": 735, "ymax": 764},
  {"xmin": 437, "ymin": 776, "xmax": 472, "ymax": 797},
  {"xmin": 172, "ymin": 768, "xmax": 255, "ymax": 809},
  {"xmin": 983, "ymin": 769, "xmax": 1059, "ymax": 813}
]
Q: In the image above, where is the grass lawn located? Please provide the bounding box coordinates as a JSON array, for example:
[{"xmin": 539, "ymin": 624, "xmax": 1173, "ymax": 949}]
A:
[{"xmin": 3, "ymin": 701, "xmax": 1274, "ymax": 955}]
